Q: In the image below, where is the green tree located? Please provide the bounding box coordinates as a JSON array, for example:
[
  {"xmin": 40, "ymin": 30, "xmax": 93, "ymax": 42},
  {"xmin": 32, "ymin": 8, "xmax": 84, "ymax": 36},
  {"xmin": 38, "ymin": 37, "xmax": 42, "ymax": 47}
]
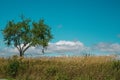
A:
[{"xmin": 2, "ymin": 17, "xmax": 53, "ymax": 57}]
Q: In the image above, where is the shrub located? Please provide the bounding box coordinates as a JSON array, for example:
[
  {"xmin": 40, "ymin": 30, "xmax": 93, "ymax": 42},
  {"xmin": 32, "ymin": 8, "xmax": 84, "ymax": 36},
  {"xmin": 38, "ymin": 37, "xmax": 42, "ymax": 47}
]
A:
[
  {"xmin": 7, "ymin": 59, "xmax": 19, "ymax": 77},
  {"xmin": 112, "ymin": 60, "xmax": 120, "ymax": 71}
]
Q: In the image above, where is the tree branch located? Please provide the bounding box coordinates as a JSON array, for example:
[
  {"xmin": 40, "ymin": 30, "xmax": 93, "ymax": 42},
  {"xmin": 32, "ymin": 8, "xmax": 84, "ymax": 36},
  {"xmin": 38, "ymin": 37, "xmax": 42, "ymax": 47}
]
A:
[
  {"xmin": 16, "ymin": 46, "xmax": 20, "ymax": 52},
  {"xmin": 23, "ymin": 43, "xmax": 32, "ymax": 53},
  {"xmin": 21, "ymin": 42, "xmax": 28, "ymax": 50}
]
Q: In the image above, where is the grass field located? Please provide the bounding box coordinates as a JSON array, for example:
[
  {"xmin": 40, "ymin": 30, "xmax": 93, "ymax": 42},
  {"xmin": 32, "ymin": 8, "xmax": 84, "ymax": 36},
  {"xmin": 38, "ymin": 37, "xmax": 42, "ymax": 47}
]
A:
[{"xmin": 0, "ymin": 56, "xmax": 120, "ymax": 80}]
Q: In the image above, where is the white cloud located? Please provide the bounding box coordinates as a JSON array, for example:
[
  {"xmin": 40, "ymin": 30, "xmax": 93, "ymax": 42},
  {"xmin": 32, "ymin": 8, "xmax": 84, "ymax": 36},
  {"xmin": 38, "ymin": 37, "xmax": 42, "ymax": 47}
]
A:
[
  {"xmin": 0, "ymin": 40, "xmax": 87, "ymax": 57},
  {"xmin": 46, "ymin": 40, "xmax": 85, "ymax": 53},
  {"xmin": 94, "ymin": 42, "xmax": 120, "ymax": 54},
  {"xmin": 2, "ymin": 41, "xmax": 120, "ymax": 57},
  {"xmin": 0, "ymin": 47, "xmax": 18, "ymax": 57},
  {"xmin": 56, "ymin": 40, "xmax": 83, "ymax": 46}
]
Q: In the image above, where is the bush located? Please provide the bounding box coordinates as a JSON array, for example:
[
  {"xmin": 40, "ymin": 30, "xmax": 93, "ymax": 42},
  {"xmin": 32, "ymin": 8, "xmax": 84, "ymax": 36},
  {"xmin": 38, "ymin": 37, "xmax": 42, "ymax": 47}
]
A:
[
  {"xmin": 7, "ymin": 59, "xmax": 19, "ymax": 77},
  {"xmin": 112, "ymin": 60, "xmax": 120, "ymax": 71}
]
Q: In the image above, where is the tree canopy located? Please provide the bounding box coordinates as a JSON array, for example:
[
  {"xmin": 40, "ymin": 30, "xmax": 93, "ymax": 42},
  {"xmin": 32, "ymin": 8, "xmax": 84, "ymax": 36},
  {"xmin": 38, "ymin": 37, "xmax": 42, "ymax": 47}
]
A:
[{"xmin": 2, "ymin": 17, "xmax": 53, "ymax": 57}]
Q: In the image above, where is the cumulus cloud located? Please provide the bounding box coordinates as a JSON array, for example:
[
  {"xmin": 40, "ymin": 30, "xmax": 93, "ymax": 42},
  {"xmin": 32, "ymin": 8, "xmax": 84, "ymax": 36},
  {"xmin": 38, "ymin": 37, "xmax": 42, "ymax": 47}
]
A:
[
  {"xmin": 94, "ymin": 42, "xmax": 120, "ymax": 54},
  {"xmin": 46, "ymin": 40, "xmax": 85, "ymax": 53},
  {"xmin": 0, "ymin": 40, "xmax": 87, "ymax": 57},
  {"xmin": 0, "ymin": 47, "xmax": 18, "ymax": 57},
  {"xmin": 2, "ymin": 40, "xmax": 120, "ymax": 57}
]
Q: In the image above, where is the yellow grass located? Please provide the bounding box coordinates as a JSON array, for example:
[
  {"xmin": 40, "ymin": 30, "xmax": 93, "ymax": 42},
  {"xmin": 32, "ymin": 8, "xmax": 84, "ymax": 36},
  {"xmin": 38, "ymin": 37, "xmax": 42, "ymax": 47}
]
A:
[{"xmin": 0, "ymin": 55, "xmax": 119, "ymax": 80}]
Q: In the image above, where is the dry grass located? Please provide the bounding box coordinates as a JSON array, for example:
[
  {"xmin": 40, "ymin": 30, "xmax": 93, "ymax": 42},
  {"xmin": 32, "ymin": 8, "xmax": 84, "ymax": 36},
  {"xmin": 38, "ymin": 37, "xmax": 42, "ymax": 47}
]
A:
[{"xmin": 0, "ymin": 56, "xmax": 120, "ymax": 80}]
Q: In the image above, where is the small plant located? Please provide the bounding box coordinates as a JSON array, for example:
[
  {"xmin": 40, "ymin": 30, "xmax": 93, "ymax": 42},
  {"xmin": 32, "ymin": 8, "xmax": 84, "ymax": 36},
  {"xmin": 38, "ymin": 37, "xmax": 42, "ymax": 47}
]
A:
[
  {"xmin": 7, "ymin": 59, "xmax": 20, "ymax": 77},
  {"xmin": 55, "ymin": 73, "xmax": 69, "ymax": 80},
  {"xmin": 112, "ymin": 60, "xmax": 120, "ymax": 71}
]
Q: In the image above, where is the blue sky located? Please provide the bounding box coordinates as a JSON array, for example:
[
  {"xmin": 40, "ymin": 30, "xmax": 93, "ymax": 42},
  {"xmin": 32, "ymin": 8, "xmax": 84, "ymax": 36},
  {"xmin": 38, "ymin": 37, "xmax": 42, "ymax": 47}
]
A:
[{"xmin": 0, "ymin": 0, "xmax": 120, "ymax": 57}]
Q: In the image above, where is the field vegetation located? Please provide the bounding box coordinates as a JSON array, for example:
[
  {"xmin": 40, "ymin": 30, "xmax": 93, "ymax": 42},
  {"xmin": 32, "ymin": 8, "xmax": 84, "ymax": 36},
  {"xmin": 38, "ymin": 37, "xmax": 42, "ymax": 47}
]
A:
[{"xmin": 0, "ymin": 55, "xmax": 120, "ymax": 80}]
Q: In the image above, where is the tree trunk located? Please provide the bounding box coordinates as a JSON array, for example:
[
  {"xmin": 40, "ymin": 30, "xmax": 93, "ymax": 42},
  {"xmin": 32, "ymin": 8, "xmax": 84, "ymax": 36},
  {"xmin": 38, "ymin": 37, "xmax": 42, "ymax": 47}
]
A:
[{"xmin": 20, "ymin": 50, "xmax": 24, "ymax": 57}]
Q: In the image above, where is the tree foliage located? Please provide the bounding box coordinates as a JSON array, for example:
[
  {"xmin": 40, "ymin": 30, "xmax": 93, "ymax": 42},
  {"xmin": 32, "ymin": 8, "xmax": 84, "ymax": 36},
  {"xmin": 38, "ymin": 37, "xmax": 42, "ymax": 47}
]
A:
[{"xmin": 2, "ymin": 17, "xmax": 53, "ymax": 57}]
